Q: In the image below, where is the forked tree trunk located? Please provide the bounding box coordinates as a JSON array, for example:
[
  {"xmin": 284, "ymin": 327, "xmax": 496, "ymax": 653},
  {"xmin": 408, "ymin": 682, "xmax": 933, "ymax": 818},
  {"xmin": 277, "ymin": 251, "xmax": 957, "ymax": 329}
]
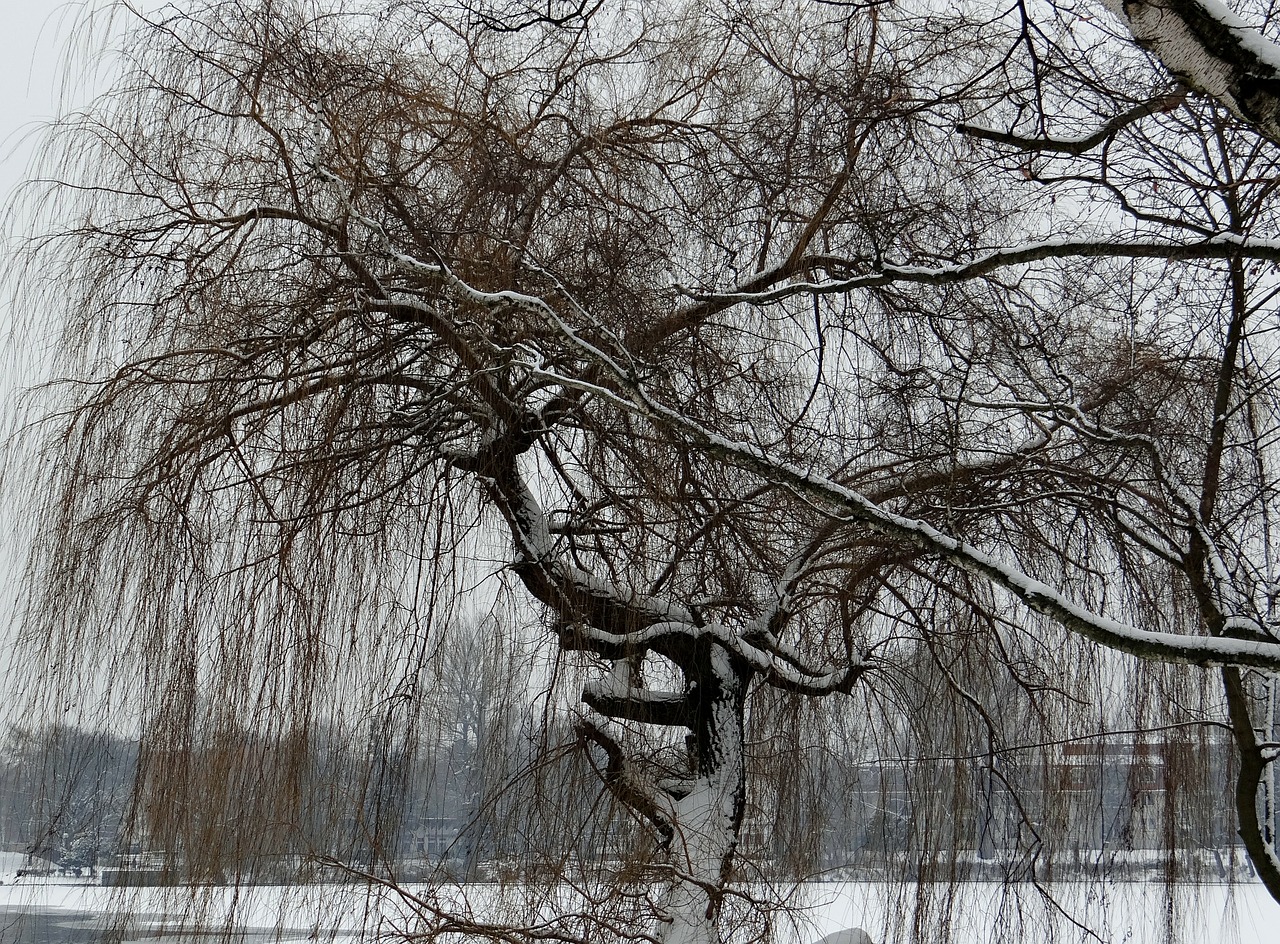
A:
[{"xmin": 657, "ymin": 642, "xmax": 749, "ymax": 944}]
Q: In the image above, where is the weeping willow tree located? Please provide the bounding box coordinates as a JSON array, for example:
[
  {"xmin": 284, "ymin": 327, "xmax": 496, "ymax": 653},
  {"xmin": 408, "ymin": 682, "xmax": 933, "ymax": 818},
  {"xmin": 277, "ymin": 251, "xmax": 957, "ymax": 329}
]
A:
[{"xmin": 10, "ymin": 0, "xmax": 1280, "ymax": 942}]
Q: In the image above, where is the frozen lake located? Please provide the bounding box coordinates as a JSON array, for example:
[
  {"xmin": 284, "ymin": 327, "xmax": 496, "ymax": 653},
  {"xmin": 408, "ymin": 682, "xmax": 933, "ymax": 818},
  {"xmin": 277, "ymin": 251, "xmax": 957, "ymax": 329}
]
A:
[
  {"xmin": 1, "ymin": 878, "xmax": 1278, "ymax": 943},
  {"xmin": 0, "ymin": 906, "xmax": 322, "ymax": 943},
  {"xmin": 0, "ymin": 907, "xmax": 320, "ymax": 944}
]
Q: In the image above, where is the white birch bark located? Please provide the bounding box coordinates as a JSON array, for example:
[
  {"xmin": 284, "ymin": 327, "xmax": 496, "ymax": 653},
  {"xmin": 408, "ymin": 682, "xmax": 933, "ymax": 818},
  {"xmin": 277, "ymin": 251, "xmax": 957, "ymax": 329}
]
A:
[{"xmin": 1101, "ymin": 0, "xmax": 1280, "ymax": 142}]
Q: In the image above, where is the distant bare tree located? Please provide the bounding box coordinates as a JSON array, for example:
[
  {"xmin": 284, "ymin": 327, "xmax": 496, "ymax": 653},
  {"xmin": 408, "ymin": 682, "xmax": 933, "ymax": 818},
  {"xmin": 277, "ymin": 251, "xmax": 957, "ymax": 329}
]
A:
[
  {"xmin": 13, "ymin": 1, "xmax": 1280, "ymax": 942},
  {"xmin": 0, "ymin": 725, "xmax": 135, "ymax": 875}
]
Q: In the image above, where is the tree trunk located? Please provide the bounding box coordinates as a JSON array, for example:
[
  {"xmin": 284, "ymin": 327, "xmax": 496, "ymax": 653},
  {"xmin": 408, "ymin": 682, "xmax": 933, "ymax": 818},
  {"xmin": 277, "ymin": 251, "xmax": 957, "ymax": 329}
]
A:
[{"xmin": 657, "ymin": 642, "xmax": 749, "ymax": 944}]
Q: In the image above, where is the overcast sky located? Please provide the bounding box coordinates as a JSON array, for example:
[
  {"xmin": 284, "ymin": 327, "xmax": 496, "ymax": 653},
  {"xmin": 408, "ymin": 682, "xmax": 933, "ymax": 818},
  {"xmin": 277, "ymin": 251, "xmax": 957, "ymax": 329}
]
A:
[
  {"xmin": 0, "ymin": 2, "xmax": 105, "ymax": 705},
  {"xmin": 0, "ymin": 3, "xmax": 89, "ymax": 201},
  {"xmin": 0, "ymin": 0, "xmax": 135, "ymax": 392}
]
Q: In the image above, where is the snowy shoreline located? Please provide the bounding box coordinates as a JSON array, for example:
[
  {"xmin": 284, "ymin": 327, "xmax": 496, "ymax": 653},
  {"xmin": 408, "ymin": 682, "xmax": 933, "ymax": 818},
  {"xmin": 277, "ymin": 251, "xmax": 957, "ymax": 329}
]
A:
[{"xmin": 1, "ymin": 877, "xmax": 1279, "ymax": 943}]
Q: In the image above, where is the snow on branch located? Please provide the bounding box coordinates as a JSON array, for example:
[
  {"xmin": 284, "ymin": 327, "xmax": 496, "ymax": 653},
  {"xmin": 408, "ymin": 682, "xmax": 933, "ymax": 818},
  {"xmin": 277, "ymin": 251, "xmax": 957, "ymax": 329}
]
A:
[
  {"xmin": 679, "ymin": 234, "xmax": 1280, "ymax": 308},
  {"xmin": 529, "ymin": 354, "xmax": 1280, "ymax": 673},
  {"xmin": 566, "ymin": 616, "xmax": 865, "ymax": 697},
  {"xmin": 582, "ymin": 679, "xmax": 694, "ymax": 727},
  {"xmin": 489, "ymin": 460, "xmax": 709, "ymax": 671},
  {"xmin": 956, "ymin": 394, "xmax": 1250, "ymax": 625}
]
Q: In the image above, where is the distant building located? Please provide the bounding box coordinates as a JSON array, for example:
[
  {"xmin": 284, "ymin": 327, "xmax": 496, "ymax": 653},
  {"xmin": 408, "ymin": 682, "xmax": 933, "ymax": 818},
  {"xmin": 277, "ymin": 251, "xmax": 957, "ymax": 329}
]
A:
[
  {"xmin": 1054, "ymin": 742, "xmax": 1166, "ymax": 852},
  {"xmin": 404, "ymin": 815, "xmax": 464, "ymax": 860},
  {"xmin": 818, "ymin": 736, "xmax": 1241, "ymax": 878}
]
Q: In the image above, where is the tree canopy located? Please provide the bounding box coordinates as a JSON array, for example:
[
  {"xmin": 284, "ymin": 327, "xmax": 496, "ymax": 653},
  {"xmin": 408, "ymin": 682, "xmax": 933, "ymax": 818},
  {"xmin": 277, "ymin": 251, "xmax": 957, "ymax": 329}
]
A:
[{"xmin": 12, "ymin": 0, "xmax": 1280, "ymax": 941}]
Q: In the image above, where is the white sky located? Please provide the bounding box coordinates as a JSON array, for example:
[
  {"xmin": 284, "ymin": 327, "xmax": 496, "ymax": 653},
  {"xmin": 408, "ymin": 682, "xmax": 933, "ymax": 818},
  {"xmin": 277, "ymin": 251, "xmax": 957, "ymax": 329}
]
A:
[
  {"xmin": 0, "ymin": 2, "xmax": 95, "ymax": 203},
  {"xmin": 0, "ymin": 1, "xmax": 110, "ymax": 714},
  {"xmin": 0, "ymin": 1, "xmax": 121, "ymax": 389}
]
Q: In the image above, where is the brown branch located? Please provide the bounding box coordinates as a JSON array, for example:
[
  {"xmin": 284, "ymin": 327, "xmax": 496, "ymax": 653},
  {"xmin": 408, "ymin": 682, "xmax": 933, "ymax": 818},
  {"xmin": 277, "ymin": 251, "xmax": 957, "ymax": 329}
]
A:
[
  {"xmin": 576, "ymin": 720, "xmax": 676, "ymax": 848},
  {"xmin": 957, "ymin": 90, "xmax": 1187, "ymax": 155}
]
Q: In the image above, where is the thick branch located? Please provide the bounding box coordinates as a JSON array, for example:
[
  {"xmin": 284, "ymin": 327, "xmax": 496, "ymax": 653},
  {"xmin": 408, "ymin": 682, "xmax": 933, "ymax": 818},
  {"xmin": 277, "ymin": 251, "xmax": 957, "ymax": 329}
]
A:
[
  {"xmin": 682, "ymin": 235, "xmax": 1280, "ymax": 309},
  {"xmin": 1221, "ymin": 668, "xmax": 1280, "ymax": 892},
  {"xmin": 582, "ymin": 682, "xmax": 695, "ymax": 728},
  {"xmin": 467, "ymin": 437, "xmax": 705, "ymax": 673},
  {"xmin": 577, "ymin": 720, "xmax": 677, "ymax": 847},
  {"xmin": 957, "ymin": 90, "xmax": 1187, "ymax": 154}
]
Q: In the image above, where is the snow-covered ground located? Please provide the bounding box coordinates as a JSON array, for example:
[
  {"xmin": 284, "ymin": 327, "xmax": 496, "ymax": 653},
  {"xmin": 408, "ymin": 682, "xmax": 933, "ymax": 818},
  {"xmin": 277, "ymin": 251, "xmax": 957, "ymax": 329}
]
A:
[
  {"xmin": 789, "ymin": 880, "xmax": 1280, "ymax": 943},
  {"xmin": 0, "ymin": 875, "xmax": 1278, "ymax": 943}
]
